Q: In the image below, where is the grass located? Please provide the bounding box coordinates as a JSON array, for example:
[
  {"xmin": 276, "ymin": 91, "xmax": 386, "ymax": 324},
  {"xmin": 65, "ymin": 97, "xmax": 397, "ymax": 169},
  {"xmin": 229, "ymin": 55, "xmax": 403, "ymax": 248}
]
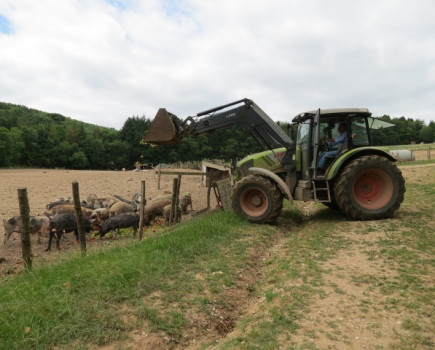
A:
[
  {"xmin": 385, "ymin": 142, "xmax": 435, "ymax": 152},
  {"xmin": 398, "ymin": 159, "xmax": 435, "ymax": 167},
  {"xmin": 0, "ymin": 163, "xmax": 434, "ymax": 349},
  {"xmin": 0, "ymin": 211, "xmax": 259, "ymax": 349}
]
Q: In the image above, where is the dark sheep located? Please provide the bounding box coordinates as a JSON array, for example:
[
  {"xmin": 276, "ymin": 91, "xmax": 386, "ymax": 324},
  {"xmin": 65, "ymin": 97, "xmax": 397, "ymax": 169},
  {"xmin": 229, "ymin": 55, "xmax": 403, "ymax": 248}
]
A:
[
  {"xmin": 46, "ymin": 199, "xmax": 71, "ymax": 210},
  {"xmin": 98, "ymin": 212, "xmax": 139, "ymax": 238},
  {"xmin": 45, "ymin": 213, "xmax": 91, "ymax": 251}
]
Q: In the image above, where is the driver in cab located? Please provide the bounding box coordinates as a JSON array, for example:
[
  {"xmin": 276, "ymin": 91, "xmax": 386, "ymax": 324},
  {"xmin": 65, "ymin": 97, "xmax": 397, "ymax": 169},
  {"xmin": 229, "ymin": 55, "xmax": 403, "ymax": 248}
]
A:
[{"xmin": 318, "ymin": 123, "xmax": 347, "ymax": 171}]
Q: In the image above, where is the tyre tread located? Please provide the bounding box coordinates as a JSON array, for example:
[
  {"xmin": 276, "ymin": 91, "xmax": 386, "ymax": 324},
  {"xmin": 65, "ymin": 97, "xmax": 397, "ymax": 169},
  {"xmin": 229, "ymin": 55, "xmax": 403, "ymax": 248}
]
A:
[
  {"xmin": 334, "ymin": 155, "xmax": 405, "ymax": 220},
  {"xmin": 231, "ymin": 175, "xmax": 283, "ymax": 223}
]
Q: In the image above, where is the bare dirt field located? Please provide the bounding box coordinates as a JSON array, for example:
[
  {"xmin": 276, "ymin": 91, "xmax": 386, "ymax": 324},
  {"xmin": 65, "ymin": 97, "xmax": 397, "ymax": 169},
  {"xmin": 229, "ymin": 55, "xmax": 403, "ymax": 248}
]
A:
[
  {"xmin": 408, "ymin": 149, "xmax": 433, "ymax": 162},
  {"xmin": 0, "ymin": 168, "xmax": 216, "ymax": 275}
]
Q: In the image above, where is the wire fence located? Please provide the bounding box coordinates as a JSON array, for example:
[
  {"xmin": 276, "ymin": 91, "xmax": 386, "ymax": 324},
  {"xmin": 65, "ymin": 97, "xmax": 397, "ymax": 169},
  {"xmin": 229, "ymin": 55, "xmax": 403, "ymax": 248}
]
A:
[{"xmin": 11, "ymin": 177, "xmax": 183, "ymax": 270}]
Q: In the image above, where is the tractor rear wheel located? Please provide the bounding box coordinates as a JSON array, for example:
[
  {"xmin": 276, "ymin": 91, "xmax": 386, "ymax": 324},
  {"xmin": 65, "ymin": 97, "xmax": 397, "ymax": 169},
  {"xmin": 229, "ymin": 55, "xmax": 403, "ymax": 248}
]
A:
[
  {"xmin": 334, "ymin": 155, "xmax": 405, "ymax": 220},
  {"xmin": 231, "ymin": 175, "xmax": 283, "ymax": 223},
  {"xmin": 322, "ymin": 200, "xmax": 339, "ymax": 211}
]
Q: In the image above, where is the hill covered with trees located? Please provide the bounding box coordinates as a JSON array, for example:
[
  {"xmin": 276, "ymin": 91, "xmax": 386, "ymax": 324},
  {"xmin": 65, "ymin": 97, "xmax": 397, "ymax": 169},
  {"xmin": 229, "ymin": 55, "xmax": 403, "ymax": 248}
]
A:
[
  {"xmin": 0, "ymin": 102, "xmax": 433, "ymax": 169},
  {"xmin": 0, "ymin": 102, "xmax": 262, "ymax": 169}
]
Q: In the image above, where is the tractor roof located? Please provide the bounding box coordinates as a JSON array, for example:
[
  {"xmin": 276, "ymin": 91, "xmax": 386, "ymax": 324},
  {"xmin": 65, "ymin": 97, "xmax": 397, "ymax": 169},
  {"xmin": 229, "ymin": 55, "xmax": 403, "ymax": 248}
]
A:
[
  {"xmin": 292, "ymin": 108, "xmax": 396, "ymax": 129},
  {"xmin": 293, "ymin": 108, "xmax": 371, "ymax": 122}
]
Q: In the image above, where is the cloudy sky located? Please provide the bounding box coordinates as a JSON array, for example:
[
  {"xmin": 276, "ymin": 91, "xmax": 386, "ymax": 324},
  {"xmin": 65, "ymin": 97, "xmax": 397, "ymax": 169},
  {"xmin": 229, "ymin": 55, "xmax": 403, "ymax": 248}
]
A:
[{"xmin": 1, "ymin": 0, "xmax": 434, "ymax": 129}]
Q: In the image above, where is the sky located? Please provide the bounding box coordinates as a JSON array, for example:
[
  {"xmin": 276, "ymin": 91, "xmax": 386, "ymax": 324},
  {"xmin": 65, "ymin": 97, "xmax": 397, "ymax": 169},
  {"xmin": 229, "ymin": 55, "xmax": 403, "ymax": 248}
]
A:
[{"xmin": 1, "ymin": 0, "xmax": 434, "ymax": 130}]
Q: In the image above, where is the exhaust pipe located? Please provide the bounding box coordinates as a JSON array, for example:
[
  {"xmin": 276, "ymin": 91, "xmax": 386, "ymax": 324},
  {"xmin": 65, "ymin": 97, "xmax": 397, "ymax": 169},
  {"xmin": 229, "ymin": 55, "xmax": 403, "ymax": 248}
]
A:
[{"xmin": 142, "ymin": 108, "xmax": 184, "ymax": 146}]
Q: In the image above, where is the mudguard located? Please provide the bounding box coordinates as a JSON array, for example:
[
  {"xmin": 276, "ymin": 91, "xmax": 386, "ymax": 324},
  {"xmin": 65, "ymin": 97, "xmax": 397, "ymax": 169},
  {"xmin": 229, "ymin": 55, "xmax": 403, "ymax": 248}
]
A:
[
  {"xmin": 326, "ymin": 147, "xmax": 397, "ymax": 180},
  {"xmin": 248, "ymin": 167, "xmax": 293, "ymax": 203}
]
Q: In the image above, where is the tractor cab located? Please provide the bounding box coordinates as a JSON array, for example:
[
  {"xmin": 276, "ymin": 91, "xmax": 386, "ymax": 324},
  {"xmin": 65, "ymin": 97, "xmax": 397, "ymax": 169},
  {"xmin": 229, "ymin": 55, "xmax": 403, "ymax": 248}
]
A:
[{"xmin": 292, "ymin": 108, "xmax": 391, "ymax": 181}]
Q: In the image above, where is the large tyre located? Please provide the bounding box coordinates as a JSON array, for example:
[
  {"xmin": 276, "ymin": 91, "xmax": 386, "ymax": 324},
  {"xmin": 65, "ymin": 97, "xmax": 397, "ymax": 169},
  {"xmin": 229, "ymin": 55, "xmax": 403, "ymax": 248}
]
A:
[
  {"xmin": 334, "ymin": 155, "xmax": 405, "ymax": 220},
  {"xmin": 322, "ymin": 200, "xmax": 340, "ymax": 211},
  {"xmin": 231, "ymin": 175, "xmax": 283, "ymax": 223}
]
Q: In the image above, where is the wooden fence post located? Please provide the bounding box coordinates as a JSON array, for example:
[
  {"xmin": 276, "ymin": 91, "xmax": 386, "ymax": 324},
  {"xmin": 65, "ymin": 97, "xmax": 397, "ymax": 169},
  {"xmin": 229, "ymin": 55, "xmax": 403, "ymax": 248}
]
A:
[
  {"xmin": 17, "ymin": 188, "xmax": 32, "ymax": 270},
  {"xmin": 175, "ymin": 175, "xmax": 181, "ymax": 223},
  {"xmin": 72, "ymin": 181, "xmax": 86, "ymax": 257},
  {"xmin": 169, "ymin": 177, "xmax": 179, "ymax": 225},
  {"xmin": 157, "ymin": 164, "xmax": 162, "ymax": 190},
  {"xmin": 138, "ymin": 180, "xmax": 146, "ymax": 240}
]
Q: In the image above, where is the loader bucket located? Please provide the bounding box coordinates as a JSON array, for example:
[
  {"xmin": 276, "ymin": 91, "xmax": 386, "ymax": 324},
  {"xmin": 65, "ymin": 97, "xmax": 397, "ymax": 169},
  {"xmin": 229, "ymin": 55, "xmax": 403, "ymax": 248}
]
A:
[{"xmin": 143, "ymin": 108, "xmax": 183, "ymax": 145}]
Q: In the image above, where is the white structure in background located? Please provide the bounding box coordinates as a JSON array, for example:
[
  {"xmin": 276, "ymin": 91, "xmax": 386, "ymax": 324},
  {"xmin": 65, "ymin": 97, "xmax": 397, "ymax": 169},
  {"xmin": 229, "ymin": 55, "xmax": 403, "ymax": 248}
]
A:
[{"xmin": 389, "ymin": 150, "xmax": 415, "ymax": 161}]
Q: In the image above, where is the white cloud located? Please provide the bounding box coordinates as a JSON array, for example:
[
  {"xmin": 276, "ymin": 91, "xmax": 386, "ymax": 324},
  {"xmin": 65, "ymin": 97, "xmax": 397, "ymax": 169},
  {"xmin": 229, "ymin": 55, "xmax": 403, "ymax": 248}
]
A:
[{"xmin": 0, "ymin": 0, "xmax": 434, "ymax": 130}]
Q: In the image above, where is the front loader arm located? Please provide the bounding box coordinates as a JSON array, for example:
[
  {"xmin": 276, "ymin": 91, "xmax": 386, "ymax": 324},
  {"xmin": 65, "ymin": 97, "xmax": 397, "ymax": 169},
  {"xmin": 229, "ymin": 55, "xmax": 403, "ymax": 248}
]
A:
[{"xmin": 143, "ymin": 98, "xmax": 293, "ymax": 151}]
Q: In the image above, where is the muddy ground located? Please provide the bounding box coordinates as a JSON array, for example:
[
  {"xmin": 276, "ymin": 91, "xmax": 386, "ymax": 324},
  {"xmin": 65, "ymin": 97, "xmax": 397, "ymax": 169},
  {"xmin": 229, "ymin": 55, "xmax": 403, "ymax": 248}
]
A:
[{"xmin": 0, "ymin": 167, "xmax": 217, "ymax": 275}]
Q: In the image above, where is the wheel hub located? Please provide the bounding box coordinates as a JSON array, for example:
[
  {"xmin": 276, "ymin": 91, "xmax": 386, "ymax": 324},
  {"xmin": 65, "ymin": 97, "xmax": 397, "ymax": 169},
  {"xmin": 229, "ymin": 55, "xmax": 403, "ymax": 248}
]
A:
[
  {"xmin": 251, "ymin": 195, "xmax": 262, "ymax": 206},
  {"xmin": 353, "ymin": 169, "xmax": 393, "ymax": 209},
  {"xmin": 241, "ymin": 189, "xmax": 268, "ymax": 217}
]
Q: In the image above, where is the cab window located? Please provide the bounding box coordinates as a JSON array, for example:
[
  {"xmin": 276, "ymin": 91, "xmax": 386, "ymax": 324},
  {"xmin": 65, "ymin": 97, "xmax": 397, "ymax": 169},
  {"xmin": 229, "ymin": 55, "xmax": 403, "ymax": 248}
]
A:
[
  {"xmin": 297, "ymin": 122, "xmax": 311, "ymax": 151},
  {"xmin": 351, "ymin": 117, "xmax": 370, "ymax": 146}
]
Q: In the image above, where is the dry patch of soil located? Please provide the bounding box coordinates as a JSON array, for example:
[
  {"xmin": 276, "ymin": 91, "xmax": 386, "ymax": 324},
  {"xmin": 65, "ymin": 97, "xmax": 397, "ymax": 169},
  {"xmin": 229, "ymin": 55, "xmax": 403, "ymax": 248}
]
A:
[
  {"xmin": 277, "ymin": 164, "xmax": 435, "ymax": 349},
  {"xmin": 412, "ymin": 149, "xmax": 433, "ymax": 162},
  {"xmin": 0, "ymin": 168, "xmax": 216, "ymax": 275}
]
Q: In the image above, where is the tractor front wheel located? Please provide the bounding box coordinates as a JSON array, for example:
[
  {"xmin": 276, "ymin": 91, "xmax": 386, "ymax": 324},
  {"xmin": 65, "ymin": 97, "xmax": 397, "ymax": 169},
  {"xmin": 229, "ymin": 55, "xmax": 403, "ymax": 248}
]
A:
[
  {"xmin": 334, "ymin": 155, "xmax": 405, "ymax": 220},
  {"xmin": 231, "ymin": 175, "xmax": 283, "ymax": 223}
]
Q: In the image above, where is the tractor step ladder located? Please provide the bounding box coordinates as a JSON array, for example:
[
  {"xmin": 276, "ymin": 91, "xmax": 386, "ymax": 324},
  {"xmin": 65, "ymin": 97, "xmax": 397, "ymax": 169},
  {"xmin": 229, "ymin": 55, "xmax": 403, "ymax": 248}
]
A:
[{"xmin": 312, "ymin": 179, "xmax": 331, "ymax": 203}]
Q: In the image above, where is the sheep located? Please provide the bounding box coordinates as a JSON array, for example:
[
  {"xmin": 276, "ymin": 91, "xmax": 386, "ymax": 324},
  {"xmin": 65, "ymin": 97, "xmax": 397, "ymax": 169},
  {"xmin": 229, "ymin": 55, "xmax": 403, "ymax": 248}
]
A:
[
  {"xmin": 3, "ymin": 216, "xmax": 50, "ymax": 245},
  {"xmin": 86, "ymin": 194, "xmax": 119, "ymax": 209},
  {"xmin": 131, "ymin": 193, "xmax": 143, "ymax": 208},
  {"xmin": 98, "ymin": 212, "xmax": 139, "ymax": 238},
  {"xmin": 112, "ymin": 194, "xmax": 138, "ymax": 210},
  {"xmin": 163, "ymin": 204, "xmax": 181, "ymax": 224},
  {"xmin": 145, "ymin": 193, "xmax": 172, "ymax": 208},
  {"xmin": 143, "ymin": 198, "xmax": 171, "ymax": 226},
  {"xmin": 109, "ymin": 201, "xmax": 136, "ymax": 217},
  {"xmin": 142, "ymin": 193, "xmax": 193, "ymax": 226},
  {"xmin": 46, "ymin": 198, "xmax": 71, "ymax": 210},
  {"xmin": 90, "ymin": 208, "xmax": 109, "ymax": 220},
  {"xmin": 46, "ymin": 198, "xmax": 89, "ymax": 210},
  {"xmin": 45, "ymin": 213, "xmax": 92, "ymax": 251},
  {"xmin": 46, "ymin": 204, "xmax": 93, "ymax": 218},
  {"xmin": 180, "ymin": 193, "xmax": 193, "ymax": 214},
  {"xmin": 89, "ymin": 202, "xmax": 135, "ymax": 228}
]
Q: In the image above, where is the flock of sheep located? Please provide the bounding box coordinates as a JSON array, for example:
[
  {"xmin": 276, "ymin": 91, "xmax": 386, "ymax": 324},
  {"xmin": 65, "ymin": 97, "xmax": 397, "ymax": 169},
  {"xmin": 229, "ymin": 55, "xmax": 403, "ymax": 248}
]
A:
[{"xmin": 3, "ymin": 192, "xmax": 193, "ymax": 251}]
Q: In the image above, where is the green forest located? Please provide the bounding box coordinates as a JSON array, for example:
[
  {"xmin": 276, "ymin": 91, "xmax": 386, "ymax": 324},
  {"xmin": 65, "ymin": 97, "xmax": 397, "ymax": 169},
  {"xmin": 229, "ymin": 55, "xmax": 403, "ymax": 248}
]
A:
[{"xmin": 0, "ymin": 102, "xmax": 434, "ymax": 169}]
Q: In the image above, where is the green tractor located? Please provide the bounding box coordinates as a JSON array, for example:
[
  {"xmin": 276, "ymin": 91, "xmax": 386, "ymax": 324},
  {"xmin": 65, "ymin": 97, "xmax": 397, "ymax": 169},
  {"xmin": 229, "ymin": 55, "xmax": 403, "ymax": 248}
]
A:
[{"xmin": 143, "ymin": 98, "xmax": 405, "ymax": 223}]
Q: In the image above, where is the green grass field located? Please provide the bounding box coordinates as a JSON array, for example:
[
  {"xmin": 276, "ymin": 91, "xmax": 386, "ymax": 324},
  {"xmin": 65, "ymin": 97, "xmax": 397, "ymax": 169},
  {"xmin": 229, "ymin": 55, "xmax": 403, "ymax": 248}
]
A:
[{"xmin": 385, "ymin": 142, "xmax": 434, "ymax": 151}]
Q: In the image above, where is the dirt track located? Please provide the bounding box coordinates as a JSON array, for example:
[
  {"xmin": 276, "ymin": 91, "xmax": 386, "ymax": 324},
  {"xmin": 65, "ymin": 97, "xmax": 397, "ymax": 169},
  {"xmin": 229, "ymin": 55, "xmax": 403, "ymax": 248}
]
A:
[{"xmin": 0, "ymin": 168, "xmax": 215, "ymax": 275}]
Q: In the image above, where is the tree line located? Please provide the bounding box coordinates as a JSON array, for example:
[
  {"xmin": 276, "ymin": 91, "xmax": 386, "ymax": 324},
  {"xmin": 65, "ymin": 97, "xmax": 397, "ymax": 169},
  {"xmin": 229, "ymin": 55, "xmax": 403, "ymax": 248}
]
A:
[
  {"xmin": 0, "ymin": 102, "xmax": 262, "ymax": 169},
  {"xmin": 0, "ymin": 102, "xmax": 434, "ymax": 169},
  {"xmin": 371, "ymin": 114, "xmax": 435, "ymax": 146}
]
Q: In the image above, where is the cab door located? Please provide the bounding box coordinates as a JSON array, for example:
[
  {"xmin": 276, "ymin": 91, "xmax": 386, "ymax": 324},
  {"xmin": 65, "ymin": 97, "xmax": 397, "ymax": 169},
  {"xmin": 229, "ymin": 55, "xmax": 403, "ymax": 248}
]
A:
[{"xmin": 312, "ymin": 109, "xmax": 321, "ymax": 177}]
